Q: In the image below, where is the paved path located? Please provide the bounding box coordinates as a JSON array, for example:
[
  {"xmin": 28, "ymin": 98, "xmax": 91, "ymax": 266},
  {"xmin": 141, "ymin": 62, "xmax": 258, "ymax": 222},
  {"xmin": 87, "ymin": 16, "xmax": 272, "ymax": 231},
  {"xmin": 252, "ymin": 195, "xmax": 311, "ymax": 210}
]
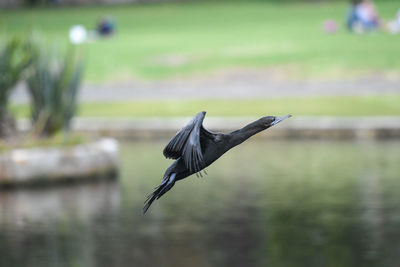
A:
[{"xmin": 12, "ymin": 72, "xmax": 400, "ymax": 103}]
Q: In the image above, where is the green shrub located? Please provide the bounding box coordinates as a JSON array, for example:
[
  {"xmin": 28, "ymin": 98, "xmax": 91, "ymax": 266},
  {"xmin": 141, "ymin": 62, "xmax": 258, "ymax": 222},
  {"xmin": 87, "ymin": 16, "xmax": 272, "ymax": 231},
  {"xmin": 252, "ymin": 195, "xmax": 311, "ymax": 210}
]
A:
[
  {"xmin": 0, "ymin": 37, "xmax": 31, "ymax": 138},
  {"xmin": 26, "ymin": 39, "xmax": 84, "ymax": 137}
]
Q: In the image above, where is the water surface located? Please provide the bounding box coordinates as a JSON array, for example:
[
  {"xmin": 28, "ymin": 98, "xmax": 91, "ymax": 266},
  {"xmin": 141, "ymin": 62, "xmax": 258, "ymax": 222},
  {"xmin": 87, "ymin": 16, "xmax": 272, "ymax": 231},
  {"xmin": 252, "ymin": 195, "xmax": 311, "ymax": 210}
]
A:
[{"xmin": 1, "ymin": 139, "xmax": 400, "ymax": 267}]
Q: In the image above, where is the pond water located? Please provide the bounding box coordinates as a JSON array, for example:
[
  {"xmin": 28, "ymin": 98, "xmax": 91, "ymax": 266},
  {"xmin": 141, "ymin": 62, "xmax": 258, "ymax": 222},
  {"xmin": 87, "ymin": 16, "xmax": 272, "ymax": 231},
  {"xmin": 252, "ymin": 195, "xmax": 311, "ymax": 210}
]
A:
[{"xmin": 1, "ymin": 139, "xmax": 400, "ymax": 267}]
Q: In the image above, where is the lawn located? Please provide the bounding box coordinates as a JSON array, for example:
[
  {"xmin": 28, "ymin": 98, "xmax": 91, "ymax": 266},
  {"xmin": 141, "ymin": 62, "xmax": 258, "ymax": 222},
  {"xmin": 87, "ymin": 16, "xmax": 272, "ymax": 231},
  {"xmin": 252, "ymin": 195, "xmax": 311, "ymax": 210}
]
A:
[
  {"xmin": 1, "ymin": 1, "xmax": 400, "ymax": 81},
  {"xmin": 11, "ymin": 95, "xmax": 400, "ymax": 117}
]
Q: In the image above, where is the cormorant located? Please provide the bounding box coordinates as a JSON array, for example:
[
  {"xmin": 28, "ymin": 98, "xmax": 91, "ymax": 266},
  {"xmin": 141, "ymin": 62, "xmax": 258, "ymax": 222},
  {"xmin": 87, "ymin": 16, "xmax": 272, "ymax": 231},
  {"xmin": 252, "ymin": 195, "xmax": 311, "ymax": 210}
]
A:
[{"xmin": 143, "ymin": 111, "xmax": 291, "ymax": 214}]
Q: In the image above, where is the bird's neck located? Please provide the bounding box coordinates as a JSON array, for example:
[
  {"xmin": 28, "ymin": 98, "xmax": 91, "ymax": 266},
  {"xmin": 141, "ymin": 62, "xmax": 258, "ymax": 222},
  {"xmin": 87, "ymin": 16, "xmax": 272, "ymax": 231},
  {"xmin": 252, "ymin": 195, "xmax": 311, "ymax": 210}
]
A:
[{"xmin": 228, "ymin": 120, "xmax": 266, "ymax": 148}]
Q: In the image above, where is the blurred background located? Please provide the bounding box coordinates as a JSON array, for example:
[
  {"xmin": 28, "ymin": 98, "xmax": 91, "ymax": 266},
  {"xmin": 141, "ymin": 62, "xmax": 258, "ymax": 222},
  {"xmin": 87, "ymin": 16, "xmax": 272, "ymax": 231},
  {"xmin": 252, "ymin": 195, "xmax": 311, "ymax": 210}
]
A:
[{"xmin": 0, "ymin": 0, "xmax": 400, "ymax": 266}]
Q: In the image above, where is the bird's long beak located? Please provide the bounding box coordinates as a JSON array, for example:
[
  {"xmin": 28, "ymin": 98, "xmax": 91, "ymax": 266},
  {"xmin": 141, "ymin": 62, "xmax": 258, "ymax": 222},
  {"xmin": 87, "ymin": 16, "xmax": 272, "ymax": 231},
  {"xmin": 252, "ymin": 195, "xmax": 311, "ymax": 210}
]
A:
[{"xmin": 271, "ymin": 114, "xmax": 292, "ymax": 126}]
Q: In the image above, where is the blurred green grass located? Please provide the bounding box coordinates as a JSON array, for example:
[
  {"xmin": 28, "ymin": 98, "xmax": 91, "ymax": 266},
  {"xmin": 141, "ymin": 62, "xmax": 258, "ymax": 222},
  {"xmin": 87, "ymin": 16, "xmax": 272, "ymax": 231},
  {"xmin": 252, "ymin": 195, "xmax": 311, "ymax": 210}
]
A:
[
  {"xmin": 1, "ymin": 1, "xmax": 399, "ymax": 81},
  {"xmin": 11, "ymin": 95, "xmax": 400, "ymax": 117}
]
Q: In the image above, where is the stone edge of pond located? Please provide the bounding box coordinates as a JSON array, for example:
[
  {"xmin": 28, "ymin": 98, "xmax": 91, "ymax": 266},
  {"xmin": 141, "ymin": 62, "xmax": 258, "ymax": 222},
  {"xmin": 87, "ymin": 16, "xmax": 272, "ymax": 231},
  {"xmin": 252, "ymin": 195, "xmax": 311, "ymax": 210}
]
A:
[
  {"xmin": 17, "ymin": 116, "xmax": 400, "ymax": 139},
  {"xmin": 0, "ymin": 138, "xmax": 120, "ymax": 186}
]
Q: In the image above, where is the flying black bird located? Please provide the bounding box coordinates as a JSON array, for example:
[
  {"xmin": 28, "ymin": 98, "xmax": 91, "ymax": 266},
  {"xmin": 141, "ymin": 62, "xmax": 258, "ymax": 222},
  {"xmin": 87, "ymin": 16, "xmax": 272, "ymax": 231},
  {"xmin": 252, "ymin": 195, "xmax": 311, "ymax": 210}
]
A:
[{"xmin": 143, "ymin": 111, "xmax": 291, "ymax": 213}]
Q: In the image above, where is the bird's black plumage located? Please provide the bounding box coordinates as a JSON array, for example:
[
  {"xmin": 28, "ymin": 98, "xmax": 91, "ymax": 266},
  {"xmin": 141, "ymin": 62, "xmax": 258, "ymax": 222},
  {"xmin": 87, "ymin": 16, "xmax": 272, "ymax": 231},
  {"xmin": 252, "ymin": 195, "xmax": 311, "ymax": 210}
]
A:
[{"xmin": 143, "ymin": 111, "xmax": 291, "ymax": 214}]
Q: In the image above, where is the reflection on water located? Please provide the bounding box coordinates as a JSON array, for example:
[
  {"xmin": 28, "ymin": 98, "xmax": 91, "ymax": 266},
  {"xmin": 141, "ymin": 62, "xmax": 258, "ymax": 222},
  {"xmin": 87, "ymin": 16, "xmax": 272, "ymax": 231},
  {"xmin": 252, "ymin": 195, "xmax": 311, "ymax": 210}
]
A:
[{"xmin": 0, "ymin": 139, "xmax": 400, "ymax": 267}]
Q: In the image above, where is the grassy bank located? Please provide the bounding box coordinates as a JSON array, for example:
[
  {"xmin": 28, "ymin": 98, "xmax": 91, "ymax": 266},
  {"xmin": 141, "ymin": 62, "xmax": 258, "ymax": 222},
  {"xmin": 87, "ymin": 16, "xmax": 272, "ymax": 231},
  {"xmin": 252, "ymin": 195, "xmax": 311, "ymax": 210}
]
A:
[
  {"xmin": 0, "ymin": 134, "xmax": 86, "ymax": 152},
  {"xmin": 1, "ymin": 1, "xmax": 399, "ymax": 81},
  {"xmin": 10, "ymin": 96, "xmax": 400, "ymax": 117}
]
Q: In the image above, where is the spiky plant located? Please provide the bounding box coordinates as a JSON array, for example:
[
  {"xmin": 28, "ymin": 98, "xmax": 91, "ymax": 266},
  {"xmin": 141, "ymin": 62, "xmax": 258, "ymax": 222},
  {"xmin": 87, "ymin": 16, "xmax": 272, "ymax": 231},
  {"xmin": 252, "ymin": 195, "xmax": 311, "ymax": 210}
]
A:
[
  {"xmin": 0, "ymin": 37, "xmax": 31, "ymax": 138},
  {"xmin": 26, "ymin": 40, "xmax": 84, "ymax": 137}
]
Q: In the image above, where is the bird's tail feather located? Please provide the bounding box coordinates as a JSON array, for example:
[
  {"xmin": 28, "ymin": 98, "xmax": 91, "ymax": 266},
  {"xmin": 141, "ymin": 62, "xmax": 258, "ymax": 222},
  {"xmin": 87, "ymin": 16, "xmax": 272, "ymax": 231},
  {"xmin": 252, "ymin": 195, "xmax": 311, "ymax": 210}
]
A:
[{"xmin": 143, "ymin": 173, "xmax": 176, "ymax": 214}]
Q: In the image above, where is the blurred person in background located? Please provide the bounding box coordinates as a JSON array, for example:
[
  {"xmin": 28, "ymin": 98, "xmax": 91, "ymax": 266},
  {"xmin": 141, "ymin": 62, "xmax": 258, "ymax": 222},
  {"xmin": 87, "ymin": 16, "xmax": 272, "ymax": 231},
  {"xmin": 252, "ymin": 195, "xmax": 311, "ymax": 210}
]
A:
[
  {"xmin": 346, "ymin": 0, "xmax": 360, "ymax": 30},
  {"xmin": 356, "ymin": 0, "xmax": 380, "ymax": 30},
  {"xmin": 347, "ymin": 0, "xmax": 381, "ymax": 33},
  {"xmin": 97, "ymin": 16, "xmax": 116, "ymax": 37}
]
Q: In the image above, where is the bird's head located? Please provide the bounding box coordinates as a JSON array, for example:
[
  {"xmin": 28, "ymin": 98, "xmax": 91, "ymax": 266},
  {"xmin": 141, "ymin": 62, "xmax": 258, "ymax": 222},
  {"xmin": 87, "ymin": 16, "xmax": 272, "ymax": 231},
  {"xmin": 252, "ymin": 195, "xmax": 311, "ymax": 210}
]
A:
[{"xmin": 259, "ymin": 114, "xmax": 292, "ymax": 128}]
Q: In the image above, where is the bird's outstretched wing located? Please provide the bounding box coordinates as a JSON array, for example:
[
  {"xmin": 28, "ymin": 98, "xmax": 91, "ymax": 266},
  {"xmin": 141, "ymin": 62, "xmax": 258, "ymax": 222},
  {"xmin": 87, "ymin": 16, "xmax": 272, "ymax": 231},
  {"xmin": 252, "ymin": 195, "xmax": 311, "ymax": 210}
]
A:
[{"xmin": 163, "ymin": 111, "xmax": 207, "ymax": 173}]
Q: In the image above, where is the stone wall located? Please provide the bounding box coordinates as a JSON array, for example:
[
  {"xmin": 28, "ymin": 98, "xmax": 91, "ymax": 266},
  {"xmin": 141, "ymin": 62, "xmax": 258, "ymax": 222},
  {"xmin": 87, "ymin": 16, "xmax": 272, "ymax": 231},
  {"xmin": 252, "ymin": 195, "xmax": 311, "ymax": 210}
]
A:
[{"xmin": 0, "ymin": 138, "xmax": 119, "ymax": 184}]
